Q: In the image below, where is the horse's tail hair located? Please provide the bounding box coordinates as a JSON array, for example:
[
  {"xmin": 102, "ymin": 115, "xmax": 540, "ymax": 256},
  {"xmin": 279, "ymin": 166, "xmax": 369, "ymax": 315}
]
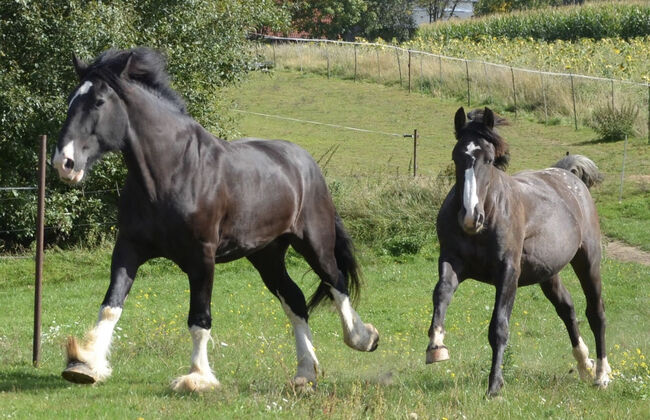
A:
[
  {"xmin": 552, "ymin": 153, "xmax": 604, "ymax": 189},
  {"xmin": 307, "ymin": 214, "xmax": 361, "ymax": 313}
]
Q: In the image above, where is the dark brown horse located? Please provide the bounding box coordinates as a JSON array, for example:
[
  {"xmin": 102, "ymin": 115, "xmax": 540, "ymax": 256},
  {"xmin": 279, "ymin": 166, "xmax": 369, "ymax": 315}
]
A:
[
  {"xmin": 52, "ymin": 48, "xmax": 378, "ymax": 391},
  {"xmin": 426, "ymin": 107, "xmax": 610, "ymax": 396}
]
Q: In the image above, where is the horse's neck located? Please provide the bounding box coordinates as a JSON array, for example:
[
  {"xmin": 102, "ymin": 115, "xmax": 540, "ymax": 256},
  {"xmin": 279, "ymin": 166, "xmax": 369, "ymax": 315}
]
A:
[
  {"xmin": 484, "ymin": 168, "xmax": 516, "ymax": 218},
  {"xmin": 122, "ymin": 93, "xmax": 224, "ymax": 201}
]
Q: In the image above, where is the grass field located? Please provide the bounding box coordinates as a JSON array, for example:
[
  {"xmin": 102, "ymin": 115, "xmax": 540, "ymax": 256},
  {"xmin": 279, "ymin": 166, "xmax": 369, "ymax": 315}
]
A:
[
  {"xmin": 1, "ymin": 245, "xmax": 648, "ymax": 418},
  {"xmin": 1, "ymin": 71, "xmax": 649, "ymax": 418}
]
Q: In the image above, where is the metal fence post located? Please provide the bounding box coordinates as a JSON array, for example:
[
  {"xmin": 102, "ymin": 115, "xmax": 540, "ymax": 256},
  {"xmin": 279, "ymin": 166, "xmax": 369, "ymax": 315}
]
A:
[
  {"xmin": 33, "ymin": 134, "xmax": 46, "ymax": 367},
  {"xmin": 408, "ymin": 50, "xmax": 412, "ymax": 93}
]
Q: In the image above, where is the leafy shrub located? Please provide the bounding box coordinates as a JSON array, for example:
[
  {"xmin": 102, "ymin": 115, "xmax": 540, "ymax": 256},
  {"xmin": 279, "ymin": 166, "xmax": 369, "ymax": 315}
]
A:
[
  {"xmin": 590, "ymin": 102, "xmax": 639, "ymax": 142},
  {"xmin": 0, "ymin": 0, "xmax": 288, "ymax": 252},
  {"xmin": 330, "ymin": 174, "xmax": 452, "ymax": 256}
]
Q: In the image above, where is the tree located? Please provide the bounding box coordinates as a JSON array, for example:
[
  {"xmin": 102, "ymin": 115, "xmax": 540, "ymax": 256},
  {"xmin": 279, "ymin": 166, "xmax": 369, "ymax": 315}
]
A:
[
  {"xmin": 417, "ymin": 0, "xmax": 462, "ymax": 23},
  {"xmin": 362, "ymin": 0, "xmax": 418, "ymax": 42},
  {"xmin": 286, "ymin": 0, "xmax": 417, "ymax": 42},
  {"xmin": 286, "ymin": 0, "xmax": 368, "ymax": 40}
]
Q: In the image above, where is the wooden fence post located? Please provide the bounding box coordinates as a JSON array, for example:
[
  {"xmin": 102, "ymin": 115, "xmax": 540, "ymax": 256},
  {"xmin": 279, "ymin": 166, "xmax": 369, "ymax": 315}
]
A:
[
  {"xmin": 510, "ymin": 66, "xmax": 517, "ymax": 119},
  {"xmin": 465, "ymin": 60, "xmax": 471, "ymax": 107},
  {"xmin": 408, "ymin": 50, "xmax": 412, "ymax": 93},
  {"xmin": 326, "ymin": 43, "xmax": 330, "ymax": 79},
  {"xmin": 570, "ymin": 73, "xmax": 578, "ymax": 130},
  {"xmin": 354, "ymin": 44, "xmax": 358, "ymax": 82},
  {"xmin": 396, "ymin": 48, "xmax": 402, "ymax": 87},
  {"xmin": 540, "ymin": 72, "xmax": 548, "ymax": 124}
]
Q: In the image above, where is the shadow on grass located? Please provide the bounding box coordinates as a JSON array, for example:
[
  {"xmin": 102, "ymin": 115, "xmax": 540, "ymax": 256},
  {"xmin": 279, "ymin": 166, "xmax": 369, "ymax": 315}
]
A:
[{"xmin": 0, "ymin": 370, "xmax": 70, "ymax": 392}]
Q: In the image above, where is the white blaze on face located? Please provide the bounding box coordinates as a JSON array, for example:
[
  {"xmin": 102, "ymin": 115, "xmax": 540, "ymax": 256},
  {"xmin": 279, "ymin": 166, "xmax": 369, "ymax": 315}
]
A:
[
  {"xmin": 462, "ymin": 142, "xmax": 480, "ymax": 225},
  {"xmin": 68, "ymin": 80, "xmax": 93, "ymax": 110}
]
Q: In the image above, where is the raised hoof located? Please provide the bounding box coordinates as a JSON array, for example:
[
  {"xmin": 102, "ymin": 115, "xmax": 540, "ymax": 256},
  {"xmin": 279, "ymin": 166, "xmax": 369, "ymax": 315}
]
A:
[
  {"xmin": 425, "ymin": 345, "xmax": 449, "ymax": 364},
  {"xmin": 62, "ymin": 361, "xmax": 97, "ymax": 384}
]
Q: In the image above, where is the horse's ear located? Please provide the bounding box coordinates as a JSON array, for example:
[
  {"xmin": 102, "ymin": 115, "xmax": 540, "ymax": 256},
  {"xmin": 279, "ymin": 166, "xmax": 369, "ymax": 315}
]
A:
[
  {"xmin": 454, "ymin": 107, "xmax": 466, "ymax": 139},
  {"xmin": 119, "ymin": 52, "xmax": 135, "ymax": 79},
  {"xmin": 483, "ymin": 107, "xmax": 495, "ymax": 129},
  {"xmin": 72, "ymin": 54, "xmax": 88, "ymax": 79}
]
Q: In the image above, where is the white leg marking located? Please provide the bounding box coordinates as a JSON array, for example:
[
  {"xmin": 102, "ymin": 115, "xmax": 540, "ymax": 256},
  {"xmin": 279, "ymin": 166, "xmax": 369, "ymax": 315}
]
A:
[
  {"xmin": 279, "ymin": 297, "xmax": 319, "ymax": 384},
  {"xmin": 69, "ymin": 305, "xmax": 122, "ymax": 381},
  {"xmin": 170, "ymin": 326, "xmax": 220, "ymax": 392},
  {"xmin": 462, "ymin": 167, "xmax": 478, "ymax": 226},
  {"xmin": 68, "ymin": 80, "xmax": 93, "ymax": 110},
  {"xmin": 595, "ymin": 357, "xmax": 612, "ymax": 388},
  {"xmin": 572, "ymin": 336, "xmax": 595, "ymax": 382},
  {"xmin": 331, "ymin": 289, "xmax": 378, "ymax": 352},
  {"xmin": 432, "ymin": 326, "xmax": 445, "ymax": 347}
]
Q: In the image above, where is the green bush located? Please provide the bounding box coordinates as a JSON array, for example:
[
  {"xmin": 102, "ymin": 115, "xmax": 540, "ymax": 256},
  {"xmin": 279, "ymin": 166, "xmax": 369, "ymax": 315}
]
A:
[
  {"xmin": 590, "ymin": 102, "xmax": 639, "ymax": 142},
  {"xmin": 330, "ymin": 174, "xmax": 452, "ymax": 256},
  {"xmin": 0, "ymin": 0, "xmax": 288, "ymax": 252}
]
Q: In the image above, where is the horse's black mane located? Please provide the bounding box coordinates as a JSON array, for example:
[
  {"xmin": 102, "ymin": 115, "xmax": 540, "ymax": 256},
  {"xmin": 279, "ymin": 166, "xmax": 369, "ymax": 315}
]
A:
[
  {"xmin": 456, "ymin": 120, "xmax": 511, "ymax": 171},
  {"xmin": 83, "ymin": 47, "xmax": 187, "ymax": 114}
]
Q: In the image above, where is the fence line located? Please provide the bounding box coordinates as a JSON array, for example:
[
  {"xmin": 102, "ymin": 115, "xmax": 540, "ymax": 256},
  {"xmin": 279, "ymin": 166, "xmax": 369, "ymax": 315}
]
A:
[
  {"xmin": 261, "ymin": 35, "xmax": 650, "ymax": 139},
  {"xmin": 262, "ymin": 35, "xmax": 649, "ymax": 88},
  {"xmin": 234, "ymin": 109, "xmax": 406, "ymax": 138}
]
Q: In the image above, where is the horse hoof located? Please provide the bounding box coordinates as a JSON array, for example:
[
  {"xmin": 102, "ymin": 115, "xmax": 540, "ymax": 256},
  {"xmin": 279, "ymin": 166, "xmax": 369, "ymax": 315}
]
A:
[
  {"xmin": 292, "ymin": 376, "xmax": 316, "ymax": 392},
  {"xmin": 62, "ymin": 361, "xmax": 97, "ymax": 384},
  {"xmin": 426, "ymin": 345, "xmax": 449, "ymax": 364}
]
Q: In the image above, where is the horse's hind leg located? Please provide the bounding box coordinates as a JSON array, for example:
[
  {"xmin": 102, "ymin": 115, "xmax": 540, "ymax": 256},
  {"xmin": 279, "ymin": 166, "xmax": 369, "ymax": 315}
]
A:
[
  {"xmin": 539, "ymin": 274, "xmax": 595, "ymax": 382},
  {"xmin": 292, "ymin": 223, "xmax": 379, "ymax": 353},
  {"xmin": 63, "ymin": 237, "xmax": 144, "ymax": 384},
  {"xmin": 571, "ymin": 248, "xmax": 610, "ymax": 388},
  {"xmin": 247, "ymin": 241, "xmax": 319, "ymax": 389}
]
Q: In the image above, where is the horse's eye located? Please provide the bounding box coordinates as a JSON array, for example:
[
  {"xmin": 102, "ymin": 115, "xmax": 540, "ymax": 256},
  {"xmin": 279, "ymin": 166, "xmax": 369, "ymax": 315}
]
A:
[{"xmin": 95, "ymin": 99, "xmax": 105, "ymax": 107}]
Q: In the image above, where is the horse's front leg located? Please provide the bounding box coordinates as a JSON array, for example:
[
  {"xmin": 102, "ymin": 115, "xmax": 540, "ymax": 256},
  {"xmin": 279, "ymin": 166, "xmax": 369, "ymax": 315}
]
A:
[
  {"xmin": 170, "ymin": 252, "xmax": 220, "ymax": 392},
  {"xmin": 62, "ymin": 237, "xmax": 144, "ymax": 384},
  {"xmin": 486, "ymin": 260, "xmax": 519, "ymax": 397},
  {"xmin": 426, "ymin": 258, "xmax": 463, "ymax": 364}
]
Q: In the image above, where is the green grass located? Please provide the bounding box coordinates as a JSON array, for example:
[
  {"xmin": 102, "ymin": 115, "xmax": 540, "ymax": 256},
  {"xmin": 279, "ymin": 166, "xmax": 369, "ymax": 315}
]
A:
[{"xmin": 1, "ymin": 244, "xmax": 649, "ymax": 418}]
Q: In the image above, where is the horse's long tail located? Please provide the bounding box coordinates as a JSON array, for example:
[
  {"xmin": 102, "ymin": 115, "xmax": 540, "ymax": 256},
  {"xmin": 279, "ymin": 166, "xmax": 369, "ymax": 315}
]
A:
[
  {"xmin": 307, "ymin": 214, "xmax": 361, "ymax": 313},
  {"xmin": 553, "ymin": 154, "xmax": 604, "ymax": 189}
]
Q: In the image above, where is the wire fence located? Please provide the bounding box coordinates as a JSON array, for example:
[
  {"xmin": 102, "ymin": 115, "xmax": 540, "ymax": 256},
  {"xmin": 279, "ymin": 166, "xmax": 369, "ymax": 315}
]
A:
[{"xmin": 258, "ymin": 35, "xmax": 650, "ymax": 140}]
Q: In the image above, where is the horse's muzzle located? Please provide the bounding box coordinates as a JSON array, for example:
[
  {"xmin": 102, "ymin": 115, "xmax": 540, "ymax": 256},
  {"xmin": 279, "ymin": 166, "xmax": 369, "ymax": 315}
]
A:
[
  {"xmin": 459, "ymin": 207, "xmax": 485, "ymax": 235},
  {"xmin": 52, "ymin": 150, "xmax": 85, "ymax": 184}
]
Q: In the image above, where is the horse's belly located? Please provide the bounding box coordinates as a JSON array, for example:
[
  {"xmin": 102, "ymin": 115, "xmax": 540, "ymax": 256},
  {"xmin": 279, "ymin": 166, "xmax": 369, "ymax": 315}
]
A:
[{"xmin": 519, "ymin": 235, "xmax": 578, "ymax": 285}]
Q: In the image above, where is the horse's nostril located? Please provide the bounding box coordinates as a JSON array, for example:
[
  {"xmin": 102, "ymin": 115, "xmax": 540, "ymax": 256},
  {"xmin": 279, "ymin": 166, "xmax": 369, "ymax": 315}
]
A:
[
  {"xmin": 477, "ymin": 213, "xmax": 485, "ymax": 226},
  {"xmin": 63, "ymin": 158, "xmax": 75, "ymax": 171}
]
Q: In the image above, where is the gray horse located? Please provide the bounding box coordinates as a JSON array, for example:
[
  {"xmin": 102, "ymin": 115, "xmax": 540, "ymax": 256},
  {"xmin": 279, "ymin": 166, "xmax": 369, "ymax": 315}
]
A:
[{"xmin": 426, "ymin": 107, "xmax": 610, "ymax": 397}]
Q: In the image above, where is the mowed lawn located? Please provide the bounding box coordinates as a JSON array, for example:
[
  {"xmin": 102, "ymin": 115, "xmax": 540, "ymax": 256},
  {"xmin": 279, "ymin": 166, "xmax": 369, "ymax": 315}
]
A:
[{"xmin": 0, "ymin": 71, "xmax": 648, "ymax": 418}]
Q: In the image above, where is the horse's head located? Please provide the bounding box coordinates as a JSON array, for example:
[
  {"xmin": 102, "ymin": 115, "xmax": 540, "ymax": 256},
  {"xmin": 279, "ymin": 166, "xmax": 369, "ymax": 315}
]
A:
[
  {"xmin": 451, "ymin": 107, "xmax": 509, "ymax": 235},
  {"xmin": 52, "ymin": 53, "xmax": 133, "ymax": 184}
]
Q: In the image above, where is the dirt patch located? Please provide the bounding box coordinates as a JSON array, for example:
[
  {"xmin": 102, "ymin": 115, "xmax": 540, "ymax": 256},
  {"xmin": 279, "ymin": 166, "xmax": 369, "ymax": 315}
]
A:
[{"xmin": 604, "ymin": 239, "xmax": 650, "ymax": 266}]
